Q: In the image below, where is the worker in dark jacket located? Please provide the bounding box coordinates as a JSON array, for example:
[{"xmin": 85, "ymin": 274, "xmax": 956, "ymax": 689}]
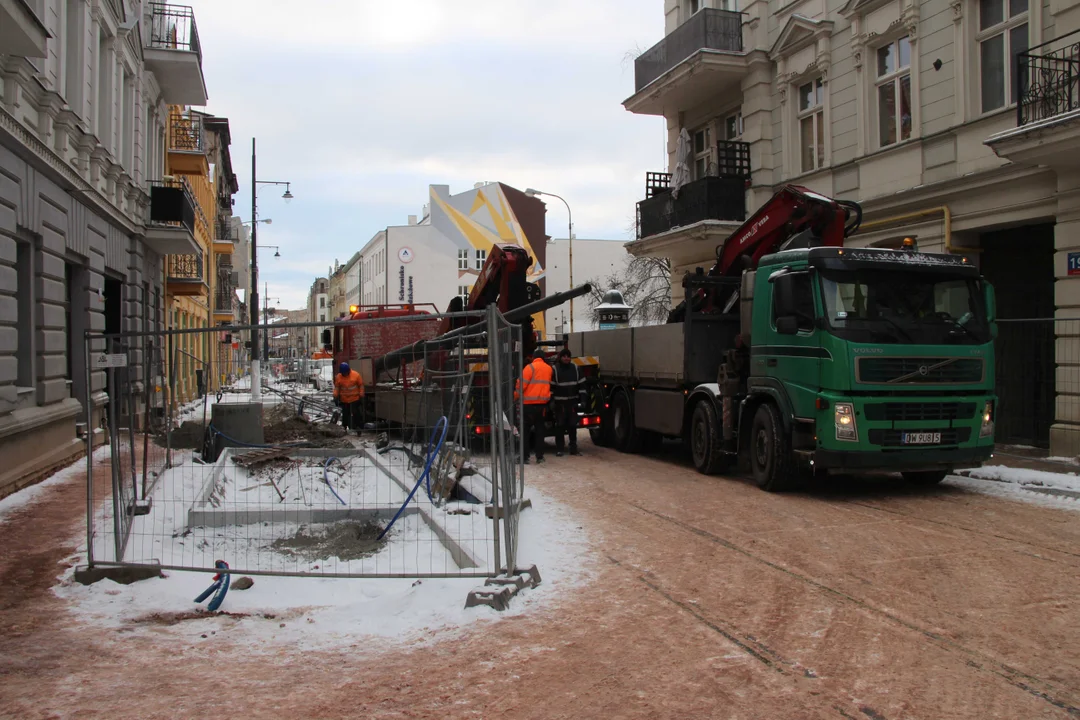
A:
[
  {"xmin": 552, "ymin": 348, "xmax": 584, "ymax": 456},
  {"xmin": 333, "ymin": 362, "xmax": 365, "ymax": 434},
  {"xmin": 515, "ymin": 349, "xmax": 553, "ymax": 464}
]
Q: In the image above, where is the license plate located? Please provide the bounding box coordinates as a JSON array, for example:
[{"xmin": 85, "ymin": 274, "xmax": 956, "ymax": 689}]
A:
[{"xmin": 902, "ymin": 432, "xmax": 941, "ymax": 445}]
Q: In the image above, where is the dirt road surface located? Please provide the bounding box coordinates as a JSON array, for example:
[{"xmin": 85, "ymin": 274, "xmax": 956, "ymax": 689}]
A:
[{"xmin": 2, "ymin": 442, "xmax": 1079, "ymax": 719}]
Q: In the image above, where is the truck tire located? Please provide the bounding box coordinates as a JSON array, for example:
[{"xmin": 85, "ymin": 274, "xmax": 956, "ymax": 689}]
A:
[
  {"xmin": 902, "ymin": 470, "xmax": 948, "ymax": 485},
  {"xmin": 610, "ymin": 390, "xmax": 640, "ymax": 453},
  {"xmin": 690, "ymin": 400, "xmax": 728, "ymax": 475},
  {"xmin": 750, "ymin": 403, "xmax": 796, "ymax": 492}
]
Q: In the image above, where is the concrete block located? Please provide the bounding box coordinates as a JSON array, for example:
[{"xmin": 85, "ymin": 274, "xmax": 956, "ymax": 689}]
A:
[
  {"xmin": 0, "ymin": 266, "xmax": 15, "ymax": 292},
  {"xmin": 40, "ymin": 226, "xmax": 65, "ymax": 255},
  {"xmin": 0, "ymin": 236, "xmax": 15, "ymax": 263},
  {"xmin": 40, "ymin": 304, "xmax": 65, "ymax": 329},
  {"xmin": 39, "ymin": 251, "xmax": 65, "ymax": 281},
  {"xmin": 36, "ymin": 276, "xmax": 65, "ymax": 304},
  {"xmin": 40, "ymin": 355, "xmax": 66, "ymax": 380},
  {"xmin": 0, "ymin": 326, "xmax": 15, "ymax": 354},
  {"xmin": 210, "ymin": 402, "xmax": 264, "ymax": 458},
  {"xmin": 88, "ymin": 311, "xmax": 105, "ymax": 331},
  {"xmin": 0, "ymin": 357, "xmax": 15, "ymax": 384},
  {"xmin": 39, "ymin": 378, "xmax": 70, "ymax": 404},
  {"xmin": 1050, "ymin": 423, "xmax": 1080, "ymax": 457},
  {"xmin": 74, "ymin": 563, "xmax": 163, "ymax": 585},
  {"xmin": 0, "ymin": 295, "xmax": 16, "ymax": 324},
  {"xmin": 37, "ymin": 330, "xmax": 66, "ymax": 353}
]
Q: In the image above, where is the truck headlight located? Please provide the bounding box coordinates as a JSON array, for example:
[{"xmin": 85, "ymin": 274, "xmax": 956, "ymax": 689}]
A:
[
  {"xmin": 835, "ymin": 402, "xmax": 858, "ymax": 441},
  {"xmin": 980, "ymin": 400, "xmax": 994, "ymax": 438}
]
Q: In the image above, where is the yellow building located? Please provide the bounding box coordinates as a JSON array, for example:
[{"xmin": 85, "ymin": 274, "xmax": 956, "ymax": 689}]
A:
[{"xmin": 162, "ymin": 107, "xmax": 237, "ymax": 407}]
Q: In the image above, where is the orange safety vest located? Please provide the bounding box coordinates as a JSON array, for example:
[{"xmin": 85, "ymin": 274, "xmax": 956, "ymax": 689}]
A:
[
  {"xmin": 334, "ymin": 370, "xmax": 365, "ymax": 403},
  {"xmin": 515, "ymin": 358, "xmax": 553, "ymax": 405}
]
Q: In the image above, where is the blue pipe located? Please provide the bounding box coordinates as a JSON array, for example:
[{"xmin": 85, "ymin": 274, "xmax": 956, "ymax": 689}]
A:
[
  {"xmin": 322, "ymin": 457, "xmax": 348, "ymax": 506},
  {"xmin": 377, "ymin": 417, "xmax": 448, "ymax": 542},
  {"xmin": 207, "ymin": 424, "xmax": 307, "ymax": 449}
]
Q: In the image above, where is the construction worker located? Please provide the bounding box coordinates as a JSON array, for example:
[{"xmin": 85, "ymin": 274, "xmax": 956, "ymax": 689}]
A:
[
  {"xmin": 333, "ymin": 362, "xmax": 365, "ymax": 434},
  {"xmin": 515, "ymin": 348, "xmax": 552, "ymax": 464},
  {"xmin": 552, "ymin": 348, "xmax": 584, "ymax": 456}
]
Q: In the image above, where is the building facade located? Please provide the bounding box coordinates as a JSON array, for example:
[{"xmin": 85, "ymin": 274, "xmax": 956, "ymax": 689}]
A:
[
  {"xmin": 358, "ymin": 182, "xmax": 550, "ymax": 331},
  {"xmin": 327, "ymin": 260, "xmax": 347, "ymax": 320},
  {"xmin": 306, "ymin": 277, "xmax": 328, "ymax": 353},
  {"xmin": 543, "ymin": 238, "xmax": 633, "ymax": 334},
  {"xmin": 0, "ymin": 0, "xmax": 209, "ymax": 497},
  {"xmin": 625, "ymin": 0, "xmax": 1080, "ymax": 453}
]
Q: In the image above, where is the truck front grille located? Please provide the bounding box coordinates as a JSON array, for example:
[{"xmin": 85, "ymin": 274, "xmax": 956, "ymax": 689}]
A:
[
  {"xmin": 868, "ymin": 427, "xmax": 972, "ymax": 447},
  {"xmin": 863, "ymin": 402, "xmax": 977, "ymax": 422},
  {"xmin": 857, "ymin": 357, "xmax": 984, "ymax": 384}
]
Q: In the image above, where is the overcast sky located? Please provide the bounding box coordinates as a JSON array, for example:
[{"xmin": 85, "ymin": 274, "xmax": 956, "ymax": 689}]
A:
[{"xmin": 187, "ymin": 0, "xmax": 666, "ymax": 310}]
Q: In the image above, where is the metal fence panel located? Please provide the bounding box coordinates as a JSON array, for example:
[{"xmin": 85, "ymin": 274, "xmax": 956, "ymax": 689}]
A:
[{"xmin": 87, "ymin": 310, "xmax": 526, "ymax": 580}]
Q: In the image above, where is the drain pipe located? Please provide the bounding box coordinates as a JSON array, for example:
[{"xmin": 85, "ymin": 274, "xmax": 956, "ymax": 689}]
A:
[{"xmin": 857, "ymin": 206, "xmax": 979, "ymax": 255}]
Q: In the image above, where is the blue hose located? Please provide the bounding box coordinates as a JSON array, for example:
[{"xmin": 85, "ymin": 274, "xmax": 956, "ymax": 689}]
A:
[
  {"xmin": 207, "ymin": 423, "xmax": 307, "ymax": 449},
  {"xmin": 322, "ymin": 457, "xmax": 348, "ymax": 506},
  {"xmin": 377, "ymin": 417, "xmax": 448, "ymax": 541}
]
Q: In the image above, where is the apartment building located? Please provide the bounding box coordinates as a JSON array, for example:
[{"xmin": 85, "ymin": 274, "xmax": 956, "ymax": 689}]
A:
[
  {"xmin": 358, "ymin": 182, "xmax": 549, "ymax": 330},
  {"xmin": 625, "ymin": 0, "xmax": 1080, "ymax": 453},
  {"xmin": 0, "ymin": 0, "xmax": 210, "ymax": 496},
  {"xmin": 307, "ymin": 277, "xmax": 329, "ymax": 352}
]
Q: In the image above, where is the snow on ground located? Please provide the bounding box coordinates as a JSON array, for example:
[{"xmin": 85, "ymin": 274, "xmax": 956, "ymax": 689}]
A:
[
  {"xmin": 945, "ymin": 466, "xmax": 1080, "ymax": 512},
  {"xmin": 0, "ymin": 446, "xmax": 112, "ymax": 526},
  {"xmin": 54, "ymin": 482, "xmax": 596, "ymax": 654}
]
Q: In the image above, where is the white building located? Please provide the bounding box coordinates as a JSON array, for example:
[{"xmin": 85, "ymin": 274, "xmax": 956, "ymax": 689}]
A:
[
  {"xmin": 543, "ymin": 238, "xmax": 632, "ymax": 335},
  {"xmin": 343, "ymin": 251, "xmax": 361, "ymax": 311},
  {"xmin": 624, "ymin": 0, "xmax": 1080, "ymax": 453}
]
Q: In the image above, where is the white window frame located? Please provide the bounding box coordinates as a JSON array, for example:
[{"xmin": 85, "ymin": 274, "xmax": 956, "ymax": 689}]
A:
[
  {"xmin": 475, "ymin": 248, "xmax": 487, "ymax": 270},
  {"xmin": 724, "ymin": 111, "xmax": 744, "ymax": 140},
  {"xmin": 457, "ymin": 249, "xmax": 468, "ymax": 270},
  {"xmin": 795, "ymin": 77, "xmax": 826, "ymax": 174},
  {"xmin": 874, "ymin": 35, "xmax": 913, "ymax": 148},
  {"xmin": 692, "ymin": 125, "xmax": 713, "ymax": 179},
  {"xmin": 458, "ymin": 285, "xmax": 471, "ymax": 304},
  {"xmin": 975, "ymin": 0, "xmax": 1029, "ymax": 115}
]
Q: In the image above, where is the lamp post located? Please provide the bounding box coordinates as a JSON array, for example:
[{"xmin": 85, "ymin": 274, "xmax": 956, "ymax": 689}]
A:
[
  {"xmin": 249, "ymin": 137, "xmax": 293, "ymax": 401},
  {"xmin": 525, "ymin": 188, "xmax": 574, "ymax": 333}
]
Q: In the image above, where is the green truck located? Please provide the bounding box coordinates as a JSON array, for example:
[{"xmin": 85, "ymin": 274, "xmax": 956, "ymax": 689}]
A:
[{"xmin": 568, "ymin": 186, "xmax": 997, "ymax": 490}]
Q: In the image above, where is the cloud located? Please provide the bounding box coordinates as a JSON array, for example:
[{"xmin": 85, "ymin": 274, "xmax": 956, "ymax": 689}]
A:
[{"xmin": 187, "ymin": 0, "xmax": 665, "ymax": 312}]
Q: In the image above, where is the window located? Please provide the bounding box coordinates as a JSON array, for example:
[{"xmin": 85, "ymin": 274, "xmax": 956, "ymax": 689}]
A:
[
  {"xmin": 64, "ymin": 0, "xmax": 83, "ymax": 111},
  {"xmin": 772, "ymin": 273, "xmax": 815, "ymax": 333},
  {"xmin": 797, "ymin": 78, "xmax": 825, "ymax": 173},
  {"xmin": 458, "ymin": 249, "xmax": 468, "ymax": 270},
  {"xmin": 978, "ymin": 0, "xmax": 1028, "ymax": 113},
  {"xmin": 475, "ymin": 249, "xmax": 487, "ymax": 269},
  {"xmin": 693, "ymin": 126, "xmax": 712, "ymax": 179},
  {"xmin": 458, "ymin": 285, "xmax": 471, "ymax": 304},
  {"xmin": 689, "ymin": 0, "xmax": 700, "ymax": 14},
  {"xmin": 876, "ymin": 36, "xmax": 912, "ymax": 146},
  {"xmin": 319, "ymin": 297, "xmax": 325, "ymax": 308},
  {"xmin": 724, "ymin": 111, "xmax": 743, "ymax": 140},
  {"xmin": 16, "ymin": 241, "xmax": 35, "ymax": 388}
]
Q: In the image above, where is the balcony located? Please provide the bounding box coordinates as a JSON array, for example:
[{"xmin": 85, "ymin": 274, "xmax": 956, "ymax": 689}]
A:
[
  {"xmin": 143, "ymin": 3, "xmax": 208, "ymax": 106},
  {"xmin": 213, "ymin": 216, "xmax": 236, "ymax": 254},
  {"xmin": 0, "ymin": 0, "xmax": 48, "ymax": 58},
  {"xmin": 985, "ymin": 30, "xmax": 1080, "ymax": 169},
  {"xmin": 625, "ymin": 8, "xmax": 746, "ymax": 117},
  {"xmin": 166, "ymin": 253, "xmax": 206, "ymax": 296},
  {"xmin": 145, "ymin": 179, "xmax": 200, "ymax": 255},
  {"xmin": 213, "ymin": 289, "xmax": 234, "ymax": 317},
  {"xmin": 166, "ymin": 108, "xmax": 209, "ymax": 174}
]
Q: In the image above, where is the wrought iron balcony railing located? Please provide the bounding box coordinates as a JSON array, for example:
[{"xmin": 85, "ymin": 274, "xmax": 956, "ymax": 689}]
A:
[
  {"xmin": 214, "ymin": 290, "xmax": 233, "ymax": 313},
  {"xmin": 1017, "ymin": 29, "xmax": 1080, "ymax": 126},
  {"xmin": 167, "ymin": 253, "xmax": 203, "ymax": 282},
  {"xmin": 148, "ymin": 2, "xmax": 202, "ymax": 59},
  {"xmin": 636, "ymin": 141, "xmax": 750, "ymax": 239},
  {"xmin": 168, "ymin": 108, "xmax": 204, "ymax": 153},
  {"xmin": 148, "ymin": 179, "xmax": 197, "ymax": 234},
  {"xmin": 635, "ymin": 8, "xmax": 744, "ymax": 93}
]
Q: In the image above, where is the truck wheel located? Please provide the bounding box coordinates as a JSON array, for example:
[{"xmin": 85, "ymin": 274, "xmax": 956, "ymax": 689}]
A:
[
  {"xmin": 610, "ymin": 390, "xmax": 639, "ymax": 453},
  {"xmin": 902, "ymin": 470, "xmax": 948, "ymax": 485},
  {"xmin": 690, "ymin": 400, "xmax": 728, "ymax": 475},
  {"xmin": 589, "ymin": 426, "xmax": 609, "ymax": 447},
  {"xmin": 750, "ymin": 403, "xmax": 795, "ymax": 492}
]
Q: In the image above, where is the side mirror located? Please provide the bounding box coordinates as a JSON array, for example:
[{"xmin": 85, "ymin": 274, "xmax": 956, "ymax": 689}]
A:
[
  {"xmin": 776, "ymin": 316, "xmax": 799, "ymax": 335},
  {"xmin": 983, "ymin": 282, "xmax": 997, "ymax": 323},
  {"xmin": 321, "ymin": 329, "xmax": 331, "ymax": 346}
]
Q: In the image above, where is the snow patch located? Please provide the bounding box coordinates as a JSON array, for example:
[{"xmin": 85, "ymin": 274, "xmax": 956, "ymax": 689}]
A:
[{"xmin": 0, "ymin": 446, "xmax": 111, "ymax": 526}]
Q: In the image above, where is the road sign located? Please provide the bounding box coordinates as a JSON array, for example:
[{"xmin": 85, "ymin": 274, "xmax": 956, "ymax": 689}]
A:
[
  {"xmin": 1069, "ymin": 252, "xmax": 1080, "ymax": 276},
  {"xmin": 91, "ymin": 353, "xmax": 127, "ymax": 369}
]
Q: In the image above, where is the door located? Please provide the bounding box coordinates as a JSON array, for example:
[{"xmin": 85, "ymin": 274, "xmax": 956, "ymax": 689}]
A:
[{"xmin": 755, "ymin": 270, "xmax": 823, "ymax": 418}]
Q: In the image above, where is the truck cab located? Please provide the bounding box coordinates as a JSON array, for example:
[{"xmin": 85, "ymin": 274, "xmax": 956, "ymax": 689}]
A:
[{"xmin": 744, "ymin": 244, "xmax": 997, "ymax": 486}]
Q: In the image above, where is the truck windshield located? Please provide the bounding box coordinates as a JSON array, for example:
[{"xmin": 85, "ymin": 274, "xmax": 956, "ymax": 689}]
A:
[{"xmin": 818, "ymin": 269, "xmax": 990, "ymax": 345}]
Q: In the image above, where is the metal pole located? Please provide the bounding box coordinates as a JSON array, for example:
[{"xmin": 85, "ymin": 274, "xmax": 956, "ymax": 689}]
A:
[
  {"xmin": 263, "ymin": 281, "xmax": 270, "ymax": 366},
  {"xmin": 108, "ymin": 361, "xmax": 122, "ymax": 561},
  {"xmin": 250, "ymin": 138, "xmax": 261, "ymax": 401},
  {"xmin": 84, "ymin": 334, "xmax": 95, "ymax": 567},
  {"xmin": 486, "ymin": 306, "xmax": 502, "ymax": 574},
  {"xmin": 567, "ymin": 202, "xmax": 574, "ymax": 334}
]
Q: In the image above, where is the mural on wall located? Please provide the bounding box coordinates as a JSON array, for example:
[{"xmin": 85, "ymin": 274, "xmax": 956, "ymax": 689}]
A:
[{"xmin": 428, "ymin": 182, "xmax": 548, "ymax": 286}]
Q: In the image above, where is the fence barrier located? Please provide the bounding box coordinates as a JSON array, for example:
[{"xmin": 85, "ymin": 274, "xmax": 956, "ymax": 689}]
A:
[{"xmin": 84, "ymin": 307, "xmax": 526, "ymax": 580}]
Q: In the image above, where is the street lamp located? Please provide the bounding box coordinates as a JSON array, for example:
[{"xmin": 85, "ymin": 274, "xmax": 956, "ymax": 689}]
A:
[
  {"xmin": 249, "ymin": 137, "xmax": 294, "ymax": 401},
  {"xmin": 263, "ymin": 244, "xmax": 282, "ymax": 259},
  {"xmin": 242, "ymin": 218, "xmax": 272, "ymax": 226},
  {"xmin": 525, "ymin": 188, "xmax": 575, "ymax": 333}
]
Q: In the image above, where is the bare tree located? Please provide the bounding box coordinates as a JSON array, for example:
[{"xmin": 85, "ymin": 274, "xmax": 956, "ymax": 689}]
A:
[{"xmin": 586, "ymin": 255, "xmax": 672, "ymax": 326}]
